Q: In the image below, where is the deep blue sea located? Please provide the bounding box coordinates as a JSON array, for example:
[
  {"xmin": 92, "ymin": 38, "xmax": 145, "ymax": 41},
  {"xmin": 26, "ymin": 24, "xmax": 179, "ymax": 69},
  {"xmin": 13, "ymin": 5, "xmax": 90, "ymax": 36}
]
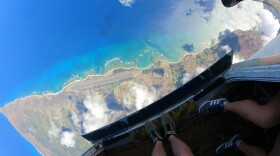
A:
[
  {"xmin": 0, "ymin": 0, "xmax": 188, "ymax": 106},
  {"xmin": 0, "ymin": 114, "xmax": 41, "ymax": 156},
  {"xmin": 0, "ymin": 0, "xmax": 234, "ymax": 154},
  {"xmin": 0, "ymin": 0, "xmax": 193, "ymax": 155}
]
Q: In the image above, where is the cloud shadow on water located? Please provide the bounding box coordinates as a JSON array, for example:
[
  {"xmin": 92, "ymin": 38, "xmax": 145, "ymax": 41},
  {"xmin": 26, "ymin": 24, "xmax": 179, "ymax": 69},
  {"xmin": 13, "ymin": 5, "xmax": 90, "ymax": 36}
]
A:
[{"xmin": 182, "ymin": 43, "xmax": 195, "ymax": 52}]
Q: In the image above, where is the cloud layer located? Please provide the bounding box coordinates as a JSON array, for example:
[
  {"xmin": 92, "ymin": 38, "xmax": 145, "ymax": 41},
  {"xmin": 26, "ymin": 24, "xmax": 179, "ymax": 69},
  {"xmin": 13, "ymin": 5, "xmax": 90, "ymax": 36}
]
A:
[
  {"xmin": 119, "ymin": 0, "xmax": 134, "ymax": 7},
  {"xmin": 76, "ymin": 94, "xmax": 125, "ymax": 133},
  {"xmin": 48, "ymin": 121, "xmax": 61, "ymax": 138},
  {"xmin": 70, "ymin": 82, "xmax": 159, "ymax": 133},
  {"xmin": 232, "ymin": 54, "xmax": 245, "ymax": 64},
  {"xmin": 256, "ymin": 9, "xmax": 280, "ymax": 43},
  {"xmin": 180, "ymin": 67, "xmax": 206, "ymax": 85},
  {"xmin": 82, "ymin": 94, "xmax": 110, "ymax": 132},
  {"xmin": 180, "ymin": 73, "xmax": 193, "ymax": 84},
  {"xmin": 48, "ymin": 121, "xmax": 76, "ymax": 148},
  {"xmin": 123, "ymin": 82, "xmax": 158, "ymax": 110},
  {"xmin": 60, "ymin": 131, "xmax": 75, "ymax": 148}
]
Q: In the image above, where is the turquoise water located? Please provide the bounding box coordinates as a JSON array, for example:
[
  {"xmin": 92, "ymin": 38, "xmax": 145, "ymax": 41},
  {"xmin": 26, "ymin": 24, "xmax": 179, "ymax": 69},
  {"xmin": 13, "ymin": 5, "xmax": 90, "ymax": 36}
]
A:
[
  {"xmin": 0, "ymin": 0, "xmax": 246, "ymax": 155},
  {"xmin": 0, "ymin": 0, "xmax": 191, "ymax": 154},
  {"xmin": 12, "ymin": 36, "xmax": 184, "ymax": 101},
  {"xmin": 0, "ymin": 0, "xmax": 193, "ymax": 107}
]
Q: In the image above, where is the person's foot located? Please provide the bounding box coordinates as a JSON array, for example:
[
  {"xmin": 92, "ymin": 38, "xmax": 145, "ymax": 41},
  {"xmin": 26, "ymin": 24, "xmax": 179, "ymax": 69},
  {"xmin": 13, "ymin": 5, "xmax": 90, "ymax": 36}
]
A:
[
  {"xmin": 222, "ymin": 0, "xmax": 244, "ymax": 7},
  {"xmin": 198, "ymin": 98, "xmax": 229, "ymax": 114},
  {"xmin": 145, "ymin": 121, "xmax": 164, "ymax": 144},
  {"xmin": 216, "ymin": 134, "xmax": 241, "ymax": 155},
  {"xmin": 161, "ymin": 113, "xmax": 177, "ymax": 139}
]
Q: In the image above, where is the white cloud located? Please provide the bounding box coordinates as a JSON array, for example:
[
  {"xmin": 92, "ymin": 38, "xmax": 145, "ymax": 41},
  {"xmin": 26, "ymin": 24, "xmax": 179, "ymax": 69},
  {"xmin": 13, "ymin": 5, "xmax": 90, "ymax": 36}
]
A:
[
  {"xmin": 162, "ymin": 1, "xmax": 265, "ymax": 52},
  {"xmin": 220, "ymin": 45, "xmax": 232, "ymax": 53},
  {"xmin": 233, "ymin": 54, "xmax": 245, "ymax": 64},
  {"xmin": 71, "ymin": 94, "xmax": 124, "ymax": 133},
  {"xmin": 60, "ymin": 131, "xmax": 75, "ymax": 148},
  {"xmin": 48, "ymin": 121, "xmax": 77, "ymax": 148},
  {"xmin": 196, "ymin": 67, "xmax": 205, "ymax": 74},
  {"xmin": 181, "ymin": 73, "xmax": 193, "ymax": 84},
  {"xmin": 123, "ymin": 82, "xmax": 159, "ymax": 110},
  {"xmin": 180, "ymin": 67, "xmax": 206, "ymax": 85},
  {"xmin": 256, "ymin": 9, "xmax": 280, "ymax": 44},
  {"xmin": 48, "ymin": 121, "xmax": 61, "ymax": 138},
  {"xmin": 219, "ymin": 45, "xmax": 244, "ymax": 64},
  {"xmin": 69, "ymin": 83, "xmax": 160, "ymax": 133},
  {"xmin": 48, "ymin": 121, "xmax": 76, "ymax": 148},
  {"xmin": 83, "ymin": 94, "xmax": 112, "ymax": 132},
  {"xmin": 119, "ymin": 0, "xmax": 134, "ymax": 7}
]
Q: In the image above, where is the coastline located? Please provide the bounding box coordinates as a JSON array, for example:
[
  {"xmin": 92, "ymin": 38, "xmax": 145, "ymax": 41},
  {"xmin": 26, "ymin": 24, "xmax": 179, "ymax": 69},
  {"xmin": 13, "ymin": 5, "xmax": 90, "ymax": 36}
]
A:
[
  {"xmin": 0, "ymin": 27, "xmax": 268, "ymax": 156},
  {"xmin": 25, "ymin": 135, "xmax": 44, "ymax": 156},
  {"xmin": 1, "ymin": 51, "xmax": 197, "ymax": 109},
  {"xmin": 0, "ymin": 51, "xmax": 199, "ymax": 156},
  {"xmin": 0, "ymin": 1, "xmax": 275, "ymax": 155}
]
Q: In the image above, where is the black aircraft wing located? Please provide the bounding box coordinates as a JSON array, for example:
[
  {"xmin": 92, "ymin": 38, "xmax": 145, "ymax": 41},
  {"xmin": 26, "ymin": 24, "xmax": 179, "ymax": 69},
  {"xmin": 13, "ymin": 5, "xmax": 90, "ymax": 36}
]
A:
[{"xmin": 82, "ymin": 51, "xmax": 233, "ymax": 148}]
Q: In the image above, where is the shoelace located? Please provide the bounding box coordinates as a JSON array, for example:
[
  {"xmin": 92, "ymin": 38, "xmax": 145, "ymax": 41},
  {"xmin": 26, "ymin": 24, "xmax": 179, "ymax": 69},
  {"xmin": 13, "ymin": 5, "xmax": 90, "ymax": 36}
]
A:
[
  {"xmin": 150, "ymin": 131, "xmax": 158, "ymax": 138},
  {"xmin": 224, "ymin": 140, "xmax": 234, "ymax": 149},
  {"xmin": 210, "ymin": 99, "xmax": 222, "ymax": 106},
  {"xmin": 164, "ymin": 123, "xmax": 174, "ymax": 132},
  {"xmin": 209, "ymin": 99, "xmax": 225, "ymax": 112}
]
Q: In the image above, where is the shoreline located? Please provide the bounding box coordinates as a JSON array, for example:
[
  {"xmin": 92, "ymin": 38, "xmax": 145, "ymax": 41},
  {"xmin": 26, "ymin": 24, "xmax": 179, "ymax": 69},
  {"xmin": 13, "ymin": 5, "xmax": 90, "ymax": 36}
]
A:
[
  {"xmin": 0, "ymin": 27, "xmax": 268, "ymax": 155},
  {"xmin": 0, "ymin": 52, "xmax": 194, "ymax": 156},
  {"xmin": 0, "ymin": 51, "xmax": 199, "ymax": 156},
  {"xmin": 27, "ymin": 138, "xmax": 43, "ymax": 156},
  {"xmin": 1, "ymin": 51, "xmax": 198, "ymax": 109}
]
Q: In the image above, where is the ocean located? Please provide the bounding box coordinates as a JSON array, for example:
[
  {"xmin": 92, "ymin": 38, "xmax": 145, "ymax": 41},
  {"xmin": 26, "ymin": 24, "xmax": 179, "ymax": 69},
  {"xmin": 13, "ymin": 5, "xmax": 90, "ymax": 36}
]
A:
[
  {"xmin": 0, "ymin": 0, "xmax": 190, "ymax": 155},
  {"xmin": 0, "ymin": 0, "xmax": 250, "ymax": 106},
  {"xmin": 0, "ymin": 0, "xmax": 265, "ymax": 155},
  {"xmin": 0, "ymin": 114, "xmax": 41, "ymax": 155},
  {"xmin": 0, "ymin": 0, "xmax": 189, "ymax": 107}
]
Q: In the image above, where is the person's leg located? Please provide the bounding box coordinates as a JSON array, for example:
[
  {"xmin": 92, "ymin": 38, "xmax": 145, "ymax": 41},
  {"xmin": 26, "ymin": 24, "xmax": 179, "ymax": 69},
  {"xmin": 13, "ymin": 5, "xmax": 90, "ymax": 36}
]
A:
[
  {"xmin": 238, "ymin": 142, "xmax": 267, "ymax": 156},
  {"xmin": 168, "ymin": 135, "xmax": 194, "ymax": 156},
  {"xmin": 152, "ymin": 140, "xmax": 167, "ymax": 156},
  {"xmin": 161, "ymin": 113, "xmax": 194, "ymax": 156},
  {"xmin": 268, "ymin": 133, "xmax": 280, "ymax": 156},
  {"xmin": 225, "ymin": 91, "xmax": 280, "ymax": 129},
  {"xmin": 199, "ymin": 91, "xmax": 280, "ymax": 129},
  {"xmin": 145, "ymin": 121, "xmax": 165, "ymax": 156}
]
